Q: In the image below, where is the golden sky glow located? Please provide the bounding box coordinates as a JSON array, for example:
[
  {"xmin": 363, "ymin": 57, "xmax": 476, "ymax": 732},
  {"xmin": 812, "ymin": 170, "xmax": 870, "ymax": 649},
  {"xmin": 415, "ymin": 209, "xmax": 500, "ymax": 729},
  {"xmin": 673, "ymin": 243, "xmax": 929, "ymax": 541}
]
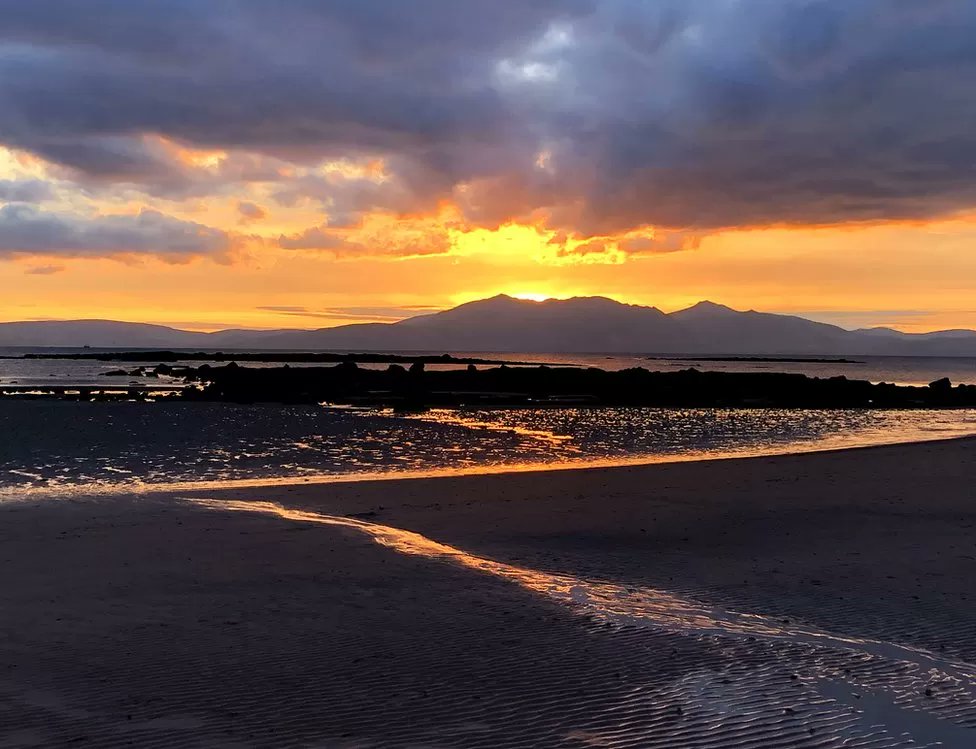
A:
[
  {"xmin": 3, "ymin": 2, "xmax": 976, "ymax": 335},
  {"xmin": 4, "ymin": 141, "xmax": 974, "ymax": 334},
  {"xmin": 3, "ymin": 205, "xmax": 976, "ymax": 333}
]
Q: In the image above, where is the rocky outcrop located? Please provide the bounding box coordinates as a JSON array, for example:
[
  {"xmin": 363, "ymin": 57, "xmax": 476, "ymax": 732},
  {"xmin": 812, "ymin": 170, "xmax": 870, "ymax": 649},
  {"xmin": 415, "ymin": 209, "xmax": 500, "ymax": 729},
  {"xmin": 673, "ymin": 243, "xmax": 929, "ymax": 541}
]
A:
[{"xmin": 173, "ymin": 363, "xmax": 976, "ymax": 409}]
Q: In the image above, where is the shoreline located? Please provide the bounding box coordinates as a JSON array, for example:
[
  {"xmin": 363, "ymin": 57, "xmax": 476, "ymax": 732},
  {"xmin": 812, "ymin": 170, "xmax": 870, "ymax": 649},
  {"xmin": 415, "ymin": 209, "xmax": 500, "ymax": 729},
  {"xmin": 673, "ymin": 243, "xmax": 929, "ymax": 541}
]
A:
[
  {"xmin": 3, "ymin": 425, "xmax": 976, "ymax": 503},
  {"xmin": 1, "ymin": 435, "xmax": 975, "ymax": 745},
  {"xmin": 139, "ymin": 428, "xmax": 976, "ymax": 497}
]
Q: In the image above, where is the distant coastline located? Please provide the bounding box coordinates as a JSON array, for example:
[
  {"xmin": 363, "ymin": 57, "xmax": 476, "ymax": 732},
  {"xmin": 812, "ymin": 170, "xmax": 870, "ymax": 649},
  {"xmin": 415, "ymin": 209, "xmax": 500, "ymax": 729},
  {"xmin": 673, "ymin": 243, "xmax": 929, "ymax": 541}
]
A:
[
  {"xmin": 7, "ymin": 351, "xmax": 566, "ymax": 367},
  {"xmin": 4, "ymin": 359, "xmax": 974, "ymax": 409},
  {"xmin": 3, "ymin": 296, "xmax": 976, "ymax": 356},
  {"xmin": 647, "ymin": 356, "xmax": 863, "ymax": 364}
]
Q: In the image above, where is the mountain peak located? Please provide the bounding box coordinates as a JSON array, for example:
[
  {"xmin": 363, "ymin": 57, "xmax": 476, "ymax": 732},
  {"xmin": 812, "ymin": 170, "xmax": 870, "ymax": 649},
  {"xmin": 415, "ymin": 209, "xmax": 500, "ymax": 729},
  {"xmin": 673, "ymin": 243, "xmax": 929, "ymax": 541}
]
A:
[
  {"xmin": 558, "ymin": 295, "xmax": 630, "ymax": 307},
  {"xmin": 3, "ymin": 296, "xmax": 976, "ymax": 356},
  {"xmin": 670, "ymin": 300, "xmax": 738, "ymax": 319},
  {"xmin": 446, "ymin": 294, "xmax": 523, "ymax": 311},
  {"xmin": 458, "ymin": 294, "xmax": 636, "ymax": 310},
  {"xmin": 692, "ymin": 300, "xmax": 735, "ymax": 311}
]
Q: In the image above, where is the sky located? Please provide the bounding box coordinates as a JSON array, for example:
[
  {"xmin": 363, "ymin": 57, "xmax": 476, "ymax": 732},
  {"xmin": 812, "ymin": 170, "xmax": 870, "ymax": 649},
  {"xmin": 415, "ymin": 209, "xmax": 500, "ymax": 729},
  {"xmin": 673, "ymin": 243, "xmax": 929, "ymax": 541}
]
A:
[{"xmin": 1, "ymin": 0, "xmax": 976, "ymax": 332}]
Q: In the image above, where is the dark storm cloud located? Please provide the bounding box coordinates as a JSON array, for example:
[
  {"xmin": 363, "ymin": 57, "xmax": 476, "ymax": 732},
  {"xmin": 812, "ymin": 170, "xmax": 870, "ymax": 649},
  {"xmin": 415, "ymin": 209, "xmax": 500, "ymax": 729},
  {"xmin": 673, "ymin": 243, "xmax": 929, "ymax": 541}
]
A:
[
  {"xmin": 2, "ymin": 0, "xmax": 976, "ymax": 240},
  {"xmin": 0, "ymin": 1, "xmax": 574, "ymax": 154},
  {"xmin": 0, "ymin": 204, "xmax": 230, "ymax": 257}
]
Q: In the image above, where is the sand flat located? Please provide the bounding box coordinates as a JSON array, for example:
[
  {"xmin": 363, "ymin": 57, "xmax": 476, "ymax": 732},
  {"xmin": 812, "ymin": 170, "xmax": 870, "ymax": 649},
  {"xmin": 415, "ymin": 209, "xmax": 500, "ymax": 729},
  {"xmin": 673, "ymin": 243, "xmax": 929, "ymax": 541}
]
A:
[{"xmin": 1, "ymin": 438, "xmax": 975, "ymax": 747}]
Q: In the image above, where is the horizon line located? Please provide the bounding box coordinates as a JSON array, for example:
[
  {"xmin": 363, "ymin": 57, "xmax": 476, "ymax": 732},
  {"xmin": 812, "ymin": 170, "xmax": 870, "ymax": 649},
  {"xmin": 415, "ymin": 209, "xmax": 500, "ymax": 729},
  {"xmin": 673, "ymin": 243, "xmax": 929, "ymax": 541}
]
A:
[{"xmin": 0, "ymin": 294, "xmax": 973, "ymax": 337}]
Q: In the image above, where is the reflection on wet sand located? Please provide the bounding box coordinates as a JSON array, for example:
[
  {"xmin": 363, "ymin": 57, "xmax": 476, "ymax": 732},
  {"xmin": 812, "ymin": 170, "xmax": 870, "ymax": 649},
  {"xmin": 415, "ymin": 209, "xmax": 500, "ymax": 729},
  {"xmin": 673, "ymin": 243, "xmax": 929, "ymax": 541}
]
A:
[{"xmin": 191, "ymin": 498, "xmax": 976, "ymax": 748}]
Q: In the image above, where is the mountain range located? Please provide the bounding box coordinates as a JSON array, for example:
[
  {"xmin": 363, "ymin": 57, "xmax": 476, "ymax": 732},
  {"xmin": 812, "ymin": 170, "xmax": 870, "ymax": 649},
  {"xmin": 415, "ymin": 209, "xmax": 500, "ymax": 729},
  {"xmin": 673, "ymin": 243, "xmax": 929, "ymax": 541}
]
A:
[{"xmin": 2, "ymin": 295, "xmax": 976, "ymax": 357}]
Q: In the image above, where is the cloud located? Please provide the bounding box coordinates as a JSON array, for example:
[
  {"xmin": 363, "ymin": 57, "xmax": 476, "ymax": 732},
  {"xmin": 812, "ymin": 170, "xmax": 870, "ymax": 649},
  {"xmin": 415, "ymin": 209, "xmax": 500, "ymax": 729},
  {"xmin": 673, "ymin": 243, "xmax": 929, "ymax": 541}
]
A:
[
  {"xmin": 23, "ymin": 263, "xmax": 64, "ymax": 275},
  {"xmin": 278, "ymin": 226, "xmax": 346, "ymax": 252},
  {"xmin": 0, "ymin": 179, "xmax": 54, "ymax": 203},
  {"xmin": 271, "ymin": 165, "xmax": 433, "ymax": 229},
  {"xmin": 255, "ymin": 305, "xmax": 435, "ymax": 321},
  {"xmin": 237, "ymin": 200, "xmax": 267, "ymax": 223},
  {"xmin": 3, "ymin": 0, "xmax": 976, "ymax": 251},
  {"xmin": 618, "ymin": 231, "xmax": 705, "ymax": 255},
  {"xmin": 793, "ymin": 308, "xmax": 972, "ymax": 330},
  {"xmin": 279, "ymin": 214, "xmax": 454, "ymax": 258},
  {"xmin": 321, "ymin": 306, "xmax": 438, "ymax": 320},
  {"xmin": 0, "ymin": 204, "xmax": 230, "ymax": 259},
  {"xmin": 256, "ymin": 305, "xmax": 308, "ymax": 314}
]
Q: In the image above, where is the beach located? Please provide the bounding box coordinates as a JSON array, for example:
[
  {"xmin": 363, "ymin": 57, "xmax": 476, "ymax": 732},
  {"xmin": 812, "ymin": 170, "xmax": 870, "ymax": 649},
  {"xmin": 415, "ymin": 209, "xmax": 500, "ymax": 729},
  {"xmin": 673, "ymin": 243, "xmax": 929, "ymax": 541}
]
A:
[{"xmin": 2, "ymin": 438, "xmax": 976, "ymax": 747}]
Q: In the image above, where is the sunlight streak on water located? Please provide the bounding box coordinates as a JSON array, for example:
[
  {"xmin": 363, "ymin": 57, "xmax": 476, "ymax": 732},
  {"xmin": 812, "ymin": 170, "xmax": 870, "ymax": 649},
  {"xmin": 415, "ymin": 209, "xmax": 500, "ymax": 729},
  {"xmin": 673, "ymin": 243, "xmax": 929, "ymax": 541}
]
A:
[
  {"xmin": 0, "ymin": 402, "xmax": 975, "ymax": 499},
  {"xmin": 187, "ymin": 499, "xmax": 976, "ymax": 674},
  {"xmin": 189, "ymin": 498, "xmax": 976, "ymax": 746}
]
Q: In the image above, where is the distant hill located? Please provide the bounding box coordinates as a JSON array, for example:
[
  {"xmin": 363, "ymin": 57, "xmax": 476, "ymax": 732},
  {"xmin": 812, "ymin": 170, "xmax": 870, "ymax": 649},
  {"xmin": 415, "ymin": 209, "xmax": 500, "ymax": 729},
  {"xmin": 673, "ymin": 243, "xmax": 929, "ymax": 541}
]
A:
[
  {"xmin": 3, "ymin": 296, "xmax": 976, "ymax": 356},
  {"xmin": 0, "ymin": 320, "xmax": 206, "ymax": 348}
]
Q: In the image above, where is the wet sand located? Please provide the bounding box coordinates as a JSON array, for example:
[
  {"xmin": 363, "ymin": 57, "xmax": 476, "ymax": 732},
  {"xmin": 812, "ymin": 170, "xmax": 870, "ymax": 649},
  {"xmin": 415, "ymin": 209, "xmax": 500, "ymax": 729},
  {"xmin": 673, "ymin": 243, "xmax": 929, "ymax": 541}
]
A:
[{"xmin": 1, "ymin": 438, "xmax": 975, "ymax": 747}]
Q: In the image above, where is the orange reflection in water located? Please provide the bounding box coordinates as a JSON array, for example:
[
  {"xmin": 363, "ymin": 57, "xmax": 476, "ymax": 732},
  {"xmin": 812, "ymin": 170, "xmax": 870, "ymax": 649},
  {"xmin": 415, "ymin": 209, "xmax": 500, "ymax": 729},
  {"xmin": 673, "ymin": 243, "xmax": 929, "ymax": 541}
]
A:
[
  {"xmin": 405, "ymin": 408, "xmax": 581, "ymax": 450},
  {"xmin": 4, "ymin": 420, "xmax": 976, "ymax": 505},
  {"xmin": 186, "ymin": 497, "xmax": 976, "ymax": 686},
  {"xmin": 184, "ymin": 497, "xmax": 976, "ymax": 746},
  {"xmin": 188, "ymin": 498, "xmax": 777, "ymax": 638}
]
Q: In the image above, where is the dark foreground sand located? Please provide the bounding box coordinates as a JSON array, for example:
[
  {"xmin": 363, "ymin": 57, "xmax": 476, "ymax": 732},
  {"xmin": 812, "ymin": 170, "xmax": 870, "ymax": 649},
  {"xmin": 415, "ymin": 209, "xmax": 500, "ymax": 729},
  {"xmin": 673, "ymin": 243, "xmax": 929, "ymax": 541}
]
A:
[{"xmin": 2, "ymin": 439, "xmax": 976, "ymax": 747}]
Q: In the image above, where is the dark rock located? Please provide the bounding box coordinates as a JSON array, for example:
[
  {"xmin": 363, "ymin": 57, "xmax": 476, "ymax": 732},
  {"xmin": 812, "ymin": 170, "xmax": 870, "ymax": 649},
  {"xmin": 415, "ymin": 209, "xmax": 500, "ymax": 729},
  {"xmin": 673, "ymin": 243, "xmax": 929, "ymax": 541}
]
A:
[{"xmin": 162, "ymin": 361, "xmax": 976, "ymax": 409}]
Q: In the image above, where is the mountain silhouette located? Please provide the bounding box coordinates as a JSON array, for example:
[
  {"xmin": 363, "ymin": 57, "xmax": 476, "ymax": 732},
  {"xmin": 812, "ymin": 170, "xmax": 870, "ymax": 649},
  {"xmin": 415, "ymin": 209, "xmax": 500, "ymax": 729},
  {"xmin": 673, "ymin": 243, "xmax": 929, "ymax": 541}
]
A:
[{"xmin": 2, "ymin": 296, "xmax": 976, "ymax": 356}]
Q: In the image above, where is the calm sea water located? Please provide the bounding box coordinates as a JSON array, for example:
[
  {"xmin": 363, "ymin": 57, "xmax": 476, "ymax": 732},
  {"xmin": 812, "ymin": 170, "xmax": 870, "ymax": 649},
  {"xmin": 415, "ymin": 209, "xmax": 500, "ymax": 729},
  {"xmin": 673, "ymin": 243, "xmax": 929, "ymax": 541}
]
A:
[
  {"xmin": 2, "ymin": 348, "xmax": 975, "ymax": 498},
  {"xmin": 1, "ymin": 347, "xmax": 975, "ymax": 388},
  {"xmin": 1, "ymin": 401, "xmax": 974, "ymax": 498}
]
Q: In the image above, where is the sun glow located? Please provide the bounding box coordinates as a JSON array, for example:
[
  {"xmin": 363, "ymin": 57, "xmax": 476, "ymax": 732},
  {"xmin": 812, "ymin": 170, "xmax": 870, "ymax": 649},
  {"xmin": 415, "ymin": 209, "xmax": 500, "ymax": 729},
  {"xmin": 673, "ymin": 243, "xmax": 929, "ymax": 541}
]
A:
[{"xmin": 510, "ymin": 292, "xmax": 554, "ymax": 302}]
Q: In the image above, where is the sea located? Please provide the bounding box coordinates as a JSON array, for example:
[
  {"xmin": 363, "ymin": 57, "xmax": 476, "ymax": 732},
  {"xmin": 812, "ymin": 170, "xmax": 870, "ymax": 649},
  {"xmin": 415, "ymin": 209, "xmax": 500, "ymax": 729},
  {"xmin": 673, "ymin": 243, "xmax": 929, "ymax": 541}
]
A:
[
  {"xmin": 2, "ymin": 348, "xmax": 976, "ymax": 388},
  {"xmin": 2, "ymin": 348, "xmax": 976, "ymax": 497}
]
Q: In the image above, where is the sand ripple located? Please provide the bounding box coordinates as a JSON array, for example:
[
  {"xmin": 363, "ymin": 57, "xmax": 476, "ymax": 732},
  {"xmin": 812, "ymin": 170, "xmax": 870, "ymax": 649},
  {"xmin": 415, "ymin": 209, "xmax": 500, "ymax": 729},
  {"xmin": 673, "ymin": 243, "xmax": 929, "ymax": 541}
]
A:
[{"xmin": 188, "ymin": 499, "xmax": 976, "ymax": 748}]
